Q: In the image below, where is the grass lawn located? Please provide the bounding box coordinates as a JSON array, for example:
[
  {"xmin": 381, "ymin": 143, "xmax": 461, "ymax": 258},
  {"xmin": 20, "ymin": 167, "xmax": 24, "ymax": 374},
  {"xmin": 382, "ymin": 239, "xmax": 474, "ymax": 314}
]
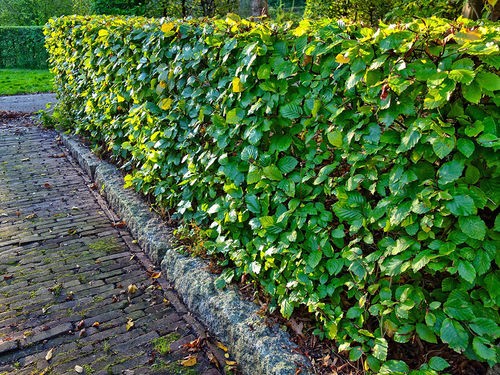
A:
[{"xmin": 0, "ymin": 69, "xmax": 54, "ymax": 95}]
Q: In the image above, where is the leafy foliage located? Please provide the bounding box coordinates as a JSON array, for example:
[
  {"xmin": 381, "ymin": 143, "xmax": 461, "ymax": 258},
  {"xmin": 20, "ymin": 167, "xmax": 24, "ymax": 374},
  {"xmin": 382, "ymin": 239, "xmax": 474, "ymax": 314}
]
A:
[
  {"xmin": 0, "ymin": 0, "xmax": 75, "ymax": 26},
  {"xmin": 45, "ymin": 15, "xmax": 499, "ymax": 372},
  {"xmin": 0, "ymin": 27, "xmax": 48, "ymax": 68},
  {"xmin": 303, "ymin": 0, "xmax": 497, "ymax": 24}
]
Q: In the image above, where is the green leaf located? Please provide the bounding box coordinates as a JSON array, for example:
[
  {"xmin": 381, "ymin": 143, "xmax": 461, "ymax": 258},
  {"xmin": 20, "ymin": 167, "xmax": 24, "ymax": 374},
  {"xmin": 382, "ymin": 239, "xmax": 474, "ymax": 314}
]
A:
[
  {"xmin": 247, "ymin": 170, "xmax": 261, "ymax": 184},
  {"xmin": 263, "ymin": 165, "xmax": 283, "ymax": 181},
  {"xmin": 448, "ymin": 69, "xmax": 475, "ymax": 85},
  {"xmin": 379, "ymin": 31, "xmax": 413, "ymax": 51},
  {"xmin": 424, "ymin": 79, "xmax": 456, "ymax": 109},
  {"xmin": 373, "ymin": 338, "xmax": 388, "ymax": 361},
  {"xmin": 428, "ymin": 356, "xmax": 449, "ymax": 371},
  {"xmin": 260, "ymin": 216, "xmax": 275, "ymax": 228},
  {"xmin": 280, "ymin": 103, "xmax": 302, "ymax": 119},
  {"xmin": 438, "ymin": 160, "xmax": 464, "ymax": 185},
  {"xmin": 349, "ymin": 347, "xmax": 363, "ymax": 361},
  {"xmin": 470, "ymin": 318, "xmax": 500, "ymax": 338},
  {"xmin": 397, "ymin": 129, "xmax": 421, "ymax": 153},
  {"xmin": 271, "ymin": 134, "xmax": 292, "ymax": 152},
  {"xmin": 226, "ymin": 108, "xmax": 245, "ymax": 124},
  {"xmin": 472, "ymin": 337, "xmax": 496, "ymax": 362},
  {"xmin": 432, "ymin": 136, "xmax": 455, "ymax": 159},
  {"xmin": 459, "ymin": 216, "xmax": 487, "ymax": 240},
  {"xmin": 245, "ymin": 194, "xmax": 261, "ymax": 214},
  {"xmin": 280, "ymin": 299, "xmax": 294, "ymax": 318},
  {"xmin": 246, "ymin": 128, "xmax": 263, "ymax": 145},
  {"xmin": 462, "ymin": 80, "xmax": 481, "ymax": 104},
  {"xmin": 277, "ymin": 156, "xmax": 298, "ymax": 174},
  {"xmin": 416, "ymin": 323, "xmax": 437, "ymax": 343},
  {"xmin": 440, "ymin": 318, "xmax": 469, "ymax": 352},
  {"xmin": 257, "ymin": 64, "xmax": 271, "ymax": 80},
  {"xmin": 327, "ymin": 130, "xmax": 343, "ymax": 147},
  {"xmin": 457, "ymin": 138, "xmax": 475, "ymax": 158},
  {"xmin": 476, "ymin": 71, "xmax": 500, "ymax": 91},
  {"xmin": 379, "ymin": 360, "xmax": 409, "ymax": 375},
  {"xmin": 465, "ymin": 120, "xmax": 484, "ymax": 137},
  {"xmin": 241, "ymin": 145, "xmax": 258, "ymax": 161},
  {"xmin": 457, "ymin": 260, "xmax": 476, "ymax": 283},
  {"xmin": 326, "ymin": 258, "xmax": 344, "ymax": 275},
  {"xmin": 445, "ymin": 195, "xmax": 476, "ymax": 216},
  {"xmin": 307, "ymin": 250, "xmax": 322, "ymax": 269}
]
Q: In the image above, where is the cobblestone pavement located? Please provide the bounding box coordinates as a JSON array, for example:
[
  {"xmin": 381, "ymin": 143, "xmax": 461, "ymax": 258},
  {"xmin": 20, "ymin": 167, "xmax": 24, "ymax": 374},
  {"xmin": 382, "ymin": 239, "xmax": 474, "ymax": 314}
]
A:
[
  {"xmin": 0, "ymin": 119, "xmax": 225, "ymax": 374},
  {"xmin": 0, "ymin": 94, "xmax": 57, "ymax": 113}
]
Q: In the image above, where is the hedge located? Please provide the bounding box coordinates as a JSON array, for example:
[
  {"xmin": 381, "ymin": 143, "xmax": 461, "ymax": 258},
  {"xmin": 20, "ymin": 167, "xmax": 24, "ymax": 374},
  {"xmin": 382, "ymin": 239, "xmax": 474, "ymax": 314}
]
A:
[
  {"xmin": 45, "ymin": 15, "xmax": 499, "ymax": 373},
  {"xmin": 0, "ymin": 26, "xmax": 48, "ymax": 69}
]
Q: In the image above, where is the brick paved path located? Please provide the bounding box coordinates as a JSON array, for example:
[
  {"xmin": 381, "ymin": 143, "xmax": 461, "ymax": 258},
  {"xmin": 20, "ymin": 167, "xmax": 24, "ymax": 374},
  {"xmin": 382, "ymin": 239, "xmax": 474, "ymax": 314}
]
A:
[{"xmin": 0, "ymin": 119, "xmax": 223, "ymax": 374}]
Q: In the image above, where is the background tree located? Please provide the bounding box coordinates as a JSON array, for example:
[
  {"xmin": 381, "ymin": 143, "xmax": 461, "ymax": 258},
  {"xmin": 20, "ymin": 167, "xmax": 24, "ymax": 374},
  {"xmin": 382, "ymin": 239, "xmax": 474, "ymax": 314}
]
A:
[
  {"xmin": 304, "ymin": 0, "xmax": 498, "ymax": 23},
  {"xmin": 0, "ymin": 0, "xmax": 73, "ymax": 26}
]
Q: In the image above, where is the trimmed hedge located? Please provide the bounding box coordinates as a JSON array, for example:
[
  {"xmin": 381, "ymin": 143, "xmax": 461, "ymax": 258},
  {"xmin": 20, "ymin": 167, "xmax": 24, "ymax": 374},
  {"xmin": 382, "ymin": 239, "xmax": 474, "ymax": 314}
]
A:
[
  {"xmin": 45, "ymin": 15, "xmax": 499, "ymax": 373},
  {"xmin": 0, "ymin": 27, "xmax": 48, "ymax": 69}
]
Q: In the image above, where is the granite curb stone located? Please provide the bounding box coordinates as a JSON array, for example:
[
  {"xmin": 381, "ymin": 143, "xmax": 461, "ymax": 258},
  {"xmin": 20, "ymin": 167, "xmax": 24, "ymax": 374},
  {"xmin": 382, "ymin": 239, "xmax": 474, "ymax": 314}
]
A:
[{"xmin": 61, "ymin": 133, "xmax": 312, "ymax": 375}]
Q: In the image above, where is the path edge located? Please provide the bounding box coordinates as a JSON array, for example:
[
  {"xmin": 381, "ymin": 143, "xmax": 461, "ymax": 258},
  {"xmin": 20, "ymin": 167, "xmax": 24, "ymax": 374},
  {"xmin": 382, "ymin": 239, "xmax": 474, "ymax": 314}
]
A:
[{"xmin": 60, "ymin": 133, "xmax": 312, "ymax": 375}]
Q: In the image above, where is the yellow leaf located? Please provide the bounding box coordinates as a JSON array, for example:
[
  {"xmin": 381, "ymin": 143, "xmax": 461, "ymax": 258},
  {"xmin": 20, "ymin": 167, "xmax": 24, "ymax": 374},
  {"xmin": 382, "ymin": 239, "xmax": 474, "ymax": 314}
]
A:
[
  {"xmin": 293, "ymin": 19, "xmax": 310, "ymax": 37},
  {"xmin": 161, "ymin": 22, "xmax": 175, "ymax": 34},
  {"xmin": 159, "ymin": 98, "xmax": 173, "ymax": 111},
  {"xmin": 150, "ymin": 271, "xmax": 162, "ymax": 279},
  {"xmin": 180, "ymin": 356, "xmax": 197, "ymax": 367},
  {"xmin": 127, "ymin": 284, "xmax": 138, "ymax": 294},
  {"xmin": 335, "ymin": 54, "xmax": 350, "ymax": 64},
  {"xmin": 92, "ymin": 321, "xmax": 100, "ymax": 328},
  {"xmin": 126, "ymin": 319, "xmax": 134, "ymax": 331},
  {"xmin": 98, "ymin": 29, "xmax": 108, "ymax": 37},
  {"xmin": 45, "ymin": 348, "xmax": 54, "ymax": 361},
  {"xmin": 225, "ymin": 360, "xmax": 237, "ymax": 366},
  {"xmin": 487, "ymin": 0, "xmax": 497, "ymax": 6},
  {"xmin": 159, "ymin": 81, "xmax": 167, "ymax": 88},
  {"xmin": 232, "ymin": 77, "xmax": 244, "ymax": 93},
  {"xmin": 216, "ymin": 341, "xmax": 228, "ymax": 352}
]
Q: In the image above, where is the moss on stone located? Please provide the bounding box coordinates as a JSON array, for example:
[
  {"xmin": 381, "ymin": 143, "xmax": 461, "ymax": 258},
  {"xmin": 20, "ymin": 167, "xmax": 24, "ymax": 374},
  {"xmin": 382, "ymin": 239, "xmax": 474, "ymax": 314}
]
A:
[{"xmin": 152, "ymin": 333, "xmax": 181, "ymax": 355}]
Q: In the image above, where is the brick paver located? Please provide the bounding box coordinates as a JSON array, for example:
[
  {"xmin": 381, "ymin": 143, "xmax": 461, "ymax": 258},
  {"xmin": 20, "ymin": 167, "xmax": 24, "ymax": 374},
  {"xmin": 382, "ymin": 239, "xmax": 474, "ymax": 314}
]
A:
[{"xmin": 0, "ymin": 119, "xmax": 224, "ymax": 374}]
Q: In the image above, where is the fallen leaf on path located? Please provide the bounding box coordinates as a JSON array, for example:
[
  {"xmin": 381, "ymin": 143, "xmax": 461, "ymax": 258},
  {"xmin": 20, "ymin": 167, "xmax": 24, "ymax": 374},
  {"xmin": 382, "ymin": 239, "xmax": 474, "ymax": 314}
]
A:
[
  {"xmin": 150, "ymin": 271, "xmax": 161, "ymax": 279},
  {"xmin": 216, "ymin": 341, "xmax": 228, "ymax": 352},
  {"xmin": 21, "ymin": 158, "xmax": 30, "ymax": 162},
  {"xmin": 49, "ymin": 153, "xmax": 65, "ymax": 158},
  {"xmin": 92, "ymin": 322, "xmax": 100, "ymax": 328},
  {"xmin": 126, "ymin": 318, "xmax": 134, "ymax": 331},
  {"xmin": 45, "ymin": 348, "xmax": 54, "ymax": 361},
  {"xmin": 181, "ymin": 338, "xmax": 202, "ymax": 351},
  {"xmin": 112, "ymin": 221, "xmax": 127, "ymax": 228},
  {"xmin": 43, "ymin": 183, "xmax": 52, "ymax": 189},
  {"xmin": 207, "ymin": 351, "xmax": 219, "ymax": 368},
  {"xmin": 76, "ymin": 320, "xmax": 85, "ymax": 330},
  {"xmin": 180, "ymin": 356, "xmax": 197, "ymax": 367},
  {"xmin": 71, "ymin": 206, "xmax": 79, "ymax": 211},
  {"xmin": 74, "ymin": 365, "xmax": 84, "ymax": 373},
  {"xmin": 25, "ymin": 213, "xmax": 37, "ymax": 220},
  {"xmin": 225, "ymin": 360, "xmax": 237, "ymax": 366},
  {"xmin": 79, "ymin": 328, "xmax": 86, "ymax": 337},
  {"xmin": 127, "ymin": 284, "xmax": 138, "ymax": 294},
  {"xmin": 3, "ymin": 275, "xmax": 13, "ymax": 281}
]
